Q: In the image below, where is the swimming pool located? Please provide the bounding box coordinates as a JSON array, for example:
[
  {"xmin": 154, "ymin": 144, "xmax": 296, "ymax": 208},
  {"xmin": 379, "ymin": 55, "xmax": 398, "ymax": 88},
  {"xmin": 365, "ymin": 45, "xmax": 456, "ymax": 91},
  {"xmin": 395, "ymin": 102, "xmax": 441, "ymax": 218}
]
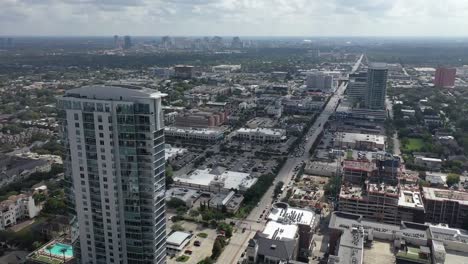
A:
[{"xmin": 45, "ymin": 243, "xmax": 73, "ymax": 258}]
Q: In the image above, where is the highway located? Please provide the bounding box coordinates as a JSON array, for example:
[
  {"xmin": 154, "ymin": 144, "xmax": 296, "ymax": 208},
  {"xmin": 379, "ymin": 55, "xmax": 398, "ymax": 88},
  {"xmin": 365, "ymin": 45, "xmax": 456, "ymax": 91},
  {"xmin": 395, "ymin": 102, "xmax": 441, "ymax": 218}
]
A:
[{"xmin": 216, "ymin": 54, "xmax": 363, "ymax": 264}]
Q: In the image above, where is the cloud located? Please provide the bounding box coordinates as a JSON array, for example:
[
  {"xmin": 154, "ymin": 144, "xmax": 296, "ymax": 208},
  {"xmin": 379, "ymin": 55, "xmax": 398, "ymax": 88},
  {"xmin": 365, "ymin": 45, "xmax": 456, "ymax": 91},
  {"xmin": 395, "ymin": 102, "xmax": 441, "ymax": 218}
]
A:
[{"xmin": 0, "ymin": 0, "xmax": 468, "ymax": 36}]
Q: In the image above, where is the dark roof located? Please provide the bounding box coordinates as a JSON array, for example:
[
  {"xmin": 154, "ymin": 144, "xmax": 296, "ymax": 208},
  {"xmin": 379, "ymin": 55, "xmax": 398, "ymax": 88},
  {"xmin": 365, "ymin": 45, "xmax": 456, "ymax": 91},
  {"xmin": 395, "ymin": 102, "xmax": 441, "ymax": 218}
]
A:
[{"xmin": 254, "ymin": 233, "xmax": 296, "ymax": 260}]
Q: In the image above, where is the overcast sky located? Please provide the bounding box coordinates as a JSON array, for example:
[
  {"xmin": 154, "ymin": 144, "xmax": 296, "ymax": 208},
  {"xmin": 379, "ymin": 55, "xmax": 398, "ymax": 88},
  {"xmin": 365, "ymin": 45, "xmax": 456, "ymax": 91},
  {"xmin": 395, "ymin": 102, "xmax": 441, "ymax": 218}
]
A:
[{"xmin": 1, "ymin": 0, "xmax": 468, "ymax": 36}]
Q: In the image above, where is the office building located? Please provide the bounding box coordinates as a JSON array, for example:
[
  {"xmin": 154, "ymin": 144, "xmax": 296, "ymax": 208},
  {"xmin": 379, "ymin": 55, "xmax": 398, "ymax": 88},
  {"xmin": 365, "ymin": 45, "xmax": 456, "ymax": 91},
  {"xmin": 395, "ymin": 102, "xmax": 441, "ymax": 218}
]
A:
[
  {"xmin": 57, "ymin": 85, "xmax": 167, "ymax": 264},
  {"xmin": 123, "ymin": 35, "xmax": 132, "ymax": 49},
  {"xmin": 366, "ymin": 63, "xmax": 388, "ymax": 110},
  {"xmin": 347, "ymin": 72, "xmax": 367, "ymax": 105},
  {"xmin": 306, "ymin": 71, "xmax": 334, "ymax": 92},
  {"xmin": 434, "ymin": 67, "xmax": 456, "ymax": 88},
  {"xmin": 174, "ymin": 65, "xmax": 194, "ymax": 79}
]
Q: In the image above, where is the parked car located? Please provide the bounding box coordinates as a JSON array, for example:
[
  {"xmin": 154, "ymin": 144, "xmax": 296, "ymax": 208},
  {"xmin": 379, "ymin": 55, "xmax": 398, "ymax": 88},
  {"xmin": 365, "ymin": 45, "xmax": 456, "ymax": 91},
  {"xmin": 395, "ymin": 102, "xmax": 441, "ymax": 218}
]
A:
[{"xmin": 194, "ymin": 240, "xmax": 201, "ymax": 247}]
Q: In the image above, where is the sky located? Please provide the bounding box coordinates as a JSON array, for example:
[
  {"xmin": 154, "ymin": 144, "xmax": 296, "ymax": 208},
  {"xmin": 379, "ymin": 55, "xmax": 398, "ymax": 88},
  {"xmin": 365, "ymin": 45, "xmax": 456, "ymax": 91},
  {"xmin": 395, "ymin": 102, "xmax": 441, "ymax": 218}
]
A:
[{"xmin": 1, "ymin": 0, "xmax": 468, "ymax": 37}]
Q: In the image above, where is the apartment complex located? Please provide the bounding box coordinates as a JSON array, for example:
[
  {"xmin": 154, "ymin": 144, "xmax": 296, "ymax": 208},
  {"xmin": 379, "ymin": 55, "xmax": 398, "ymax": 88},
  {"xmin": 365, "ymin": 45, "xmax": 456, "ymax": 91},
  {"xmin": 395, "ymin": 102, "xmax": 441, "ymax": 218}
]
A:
[
  {"xmin": 57, "ymin": 85, "xmax": 167, "ymax": 264},
  {"xmin": 338, "ymin": 154, "xmax": 424, "ymax": 225},
  {"xmin": 423, "ymin": 187, "xmax": 468, "ymax": 228},
  {"xmin": 0, "ymin": 193, "xmax": 43, "ymax": 230}
]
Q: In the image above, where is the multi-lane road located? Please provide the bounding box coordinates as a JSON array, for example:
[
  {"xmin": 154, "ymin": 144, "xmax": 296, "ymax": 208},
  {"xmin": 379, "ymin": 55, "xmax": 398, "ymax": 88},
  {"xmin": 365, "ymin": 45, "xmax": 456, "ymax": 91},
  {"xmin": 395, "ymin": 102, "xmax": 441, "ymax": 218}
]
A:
[{"xmin": 216, "ymin": 55, "xmax": 363, "ymax": 264}]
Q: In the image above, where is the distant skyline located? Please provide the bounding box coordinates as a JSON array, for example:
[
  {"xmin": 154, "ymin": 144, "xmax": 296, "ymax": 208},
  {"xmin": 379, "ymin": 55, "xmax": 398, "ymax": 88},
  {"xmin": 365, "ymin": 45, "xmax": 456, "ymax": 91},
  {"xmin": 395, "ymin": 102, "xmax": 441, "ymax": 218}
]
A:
[{"xmin": 2, "ymin": 0, "xmax": 468, "ymax": 37}]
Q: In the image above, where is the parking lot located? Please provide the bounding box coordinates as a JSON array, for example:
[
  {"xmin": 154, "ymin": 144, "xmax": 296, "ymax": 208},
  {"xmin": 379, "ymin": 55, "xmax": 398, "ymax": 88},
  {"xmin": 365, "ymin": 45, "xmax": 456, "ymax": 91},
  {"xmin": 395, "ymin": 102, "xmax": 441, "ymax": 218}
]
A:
[
  {"xmin": 197, "ymin": 151, "xmax": 279, "ymax": 176},
  {"xmin": 166, "ymin": 220, "xmax": 218, "ymax": 264}
]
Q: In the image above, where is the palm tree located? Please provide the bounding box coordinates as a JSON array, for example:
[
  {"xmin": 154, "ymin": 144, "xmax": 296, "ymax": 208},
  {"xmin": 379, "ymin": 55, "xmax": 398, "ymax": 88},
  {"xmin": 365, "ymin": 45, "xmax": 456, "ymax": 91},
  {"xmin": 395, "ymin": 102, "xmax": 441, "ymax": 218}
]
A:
[
  {"xmin": 46, "ymin": 245, "xmax": 54, "ymax": 259},
  {"xmin": 60, "ymin": 247, "xmax": 68, "ymax": 263}
]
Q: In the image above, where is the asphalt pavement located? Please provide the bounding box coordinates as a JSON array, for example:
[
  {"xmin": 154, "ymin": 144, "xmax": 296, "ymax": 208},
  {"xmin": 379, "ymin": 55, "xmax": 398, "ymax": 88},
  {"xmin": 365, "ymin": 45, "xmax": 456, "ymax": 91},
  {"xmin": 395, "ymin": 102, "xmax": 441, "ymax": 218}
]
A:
[{"xmin": 216, "ymin": 55, "xmax": 363, "ymax": 264}]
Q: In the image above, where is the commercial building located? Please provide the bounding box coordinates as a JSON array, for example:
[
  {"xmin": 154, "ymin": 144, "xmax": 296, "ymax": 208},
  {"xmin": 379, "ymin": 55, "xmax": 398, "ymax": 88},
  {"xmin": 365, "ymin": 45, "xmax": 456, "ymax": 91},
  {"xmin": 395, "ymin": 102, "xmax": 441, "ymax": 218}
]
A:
[
  {"xmin": 173, "ymin": 167, "xmax": 257, "ymax": 193},
  {"xmin": 366, "ymin": 63, "xmax": 388, "ymax": 110},
  {"xmin": 335, "ymin": 102, "xmax": 387, "ymax": 122},
  {"xmin": 335, "ymin": 132, "xmax": 385, "ymax": 151},
  {"xmin": 57, "ymin": 85, "xmax": 167, "ymax": 264},
  {"xmin": 234, "ymin": 128, "xmax": 287, "ymax": 143},
  {"xmin": 166, "ymin": 231, "xmax": 193, "ymax": 256},
  {"xmin": 423, "ymin": 187, "xmax": 468, "ymax": 228},
  {"xmin": 164, "ymin": 126, "xmax": 224, "ymax": 143},
  {"xmin": 174, "ymin": 109, "xmax": 227, "ymax": 128},
  {"xmin": 434, "ymin": 67, "xmax": 456, "ymax": 88},
  {"xmin": 247, "ymin": 203, "xmax": 317, "ymax": 263},
  {"xmin": 165, "ymin": 187, "xmax": 201, "ymax": 207},
  {"xmin": 212, "ymin": 64, "xmax": 241, "ymax": 73},
  {"xmin": 414, "ymin": 156, "xmax": 443, "ymax": 171},
  {"xmin": 0, "ymin": 193, "xmax": 43, "ymax": 230},
  {"xmin": 247, "ymin": 202, "xmax": 317, "ymax": 263},
  {"xmin": 208, "ymin": 191, "xmax": 244, "ymax": 213}
]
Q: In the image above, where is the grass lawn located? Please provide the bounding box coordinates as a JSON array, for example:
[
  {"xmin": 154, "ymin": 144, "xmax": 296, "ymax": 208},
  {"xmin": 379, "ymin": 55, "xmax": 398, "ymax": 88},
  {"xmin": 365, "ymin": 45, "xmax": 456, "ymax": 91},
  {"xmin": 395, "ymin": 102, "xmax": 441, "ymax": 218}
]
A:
[
  {"xmin": 30, "ymin": 254, "xmax": 63, "ymax": 264},
  {"xmin": 176, "ymin": 255, "xmax": 190, "ymax": 262},
  {"xmin": 402, "ymin": 138, "xmax": 425, "ymax": 152},
  {"xmin": 197, "ymin": 232, "xmax": 208, "ymax": 238}
]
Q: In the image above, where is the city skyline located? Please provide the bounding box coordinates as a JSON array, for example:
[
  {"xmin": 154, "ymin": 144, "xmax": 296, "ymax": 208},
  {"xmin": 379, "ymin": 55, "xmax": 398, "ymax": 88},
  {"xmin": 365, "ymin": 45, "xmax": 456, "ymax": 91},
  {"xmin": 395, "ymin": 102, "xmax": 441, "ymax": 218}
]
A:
[{"xmin": 2, "ymin": 0, "xmax": 468, "ymax": 37}]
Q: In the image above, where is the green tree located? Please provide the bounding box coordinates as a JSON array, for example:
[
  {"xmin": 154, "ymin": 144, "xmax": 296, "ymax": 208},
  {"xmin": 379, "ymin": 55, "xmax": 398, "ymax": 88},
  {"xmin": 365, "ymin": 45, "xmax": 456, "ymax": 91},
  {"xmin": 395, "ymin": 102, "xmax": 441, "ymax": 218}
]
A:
[
  {"xmin": 446, "ymin": 173, "xmax": 460, "ymax": 187},
  {"xmin": 167, "ymin": 198, "xmax": 187, "ymax": 209}
]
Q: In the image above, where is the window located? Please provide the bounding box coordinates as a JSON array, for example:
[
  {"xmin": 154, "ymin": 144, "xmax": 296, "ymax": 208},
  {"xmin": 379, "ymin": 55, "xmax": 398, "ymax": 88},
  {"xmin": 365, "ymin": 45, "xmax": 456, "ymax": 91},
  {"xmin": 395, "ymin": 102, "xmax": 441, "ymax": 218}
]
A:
[
  {"xmin": 75, "ymin": 122, "xmax": 80, "ymax": 128},
  {"xmin": 74, "ymin": 113, "xmax": 79, "ymax": 120},
  {"xmin": 98, "ymin": 125, "xmax": 103, "ymax": 130},
  {"xmin": 98, "ymin": 115, "xmax": 103, "ymax": 122},
  {"xmin": 101, "ymin": 155, "xmax": 106, "ymax": 160},
  {"xmin": 100, "ymin": 140, "xmax": 104, "ymax": 145},
  {"xmin": 99, "ymin": 132, "xmax": 104, "ymax": 138}
]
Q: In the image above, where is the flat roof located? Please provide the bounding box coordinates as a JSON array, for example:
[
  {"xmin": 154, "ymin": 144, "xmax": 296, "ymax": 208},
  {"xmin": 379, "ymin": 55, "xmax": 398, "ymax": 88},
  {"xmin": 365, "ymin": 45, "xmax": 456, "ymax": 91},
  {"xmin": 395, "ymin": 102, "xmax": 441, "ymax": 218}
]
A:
[
  {"xmin": 369, "ymin": 62, "xmax": 388, "ymax": 70},
  {"xmin": 165, "ymin": 126, "xmax": 224, "ymax": 135},
  {"xmin": 174, "ymin": 168, "xmax": 256, "ymax": 190},
  {"xmin": 422, "ymin": 187, "xmax": 468, "ymax": 205},
  {"xmin": 335, "ymin": 227, "xmax": 364, "ymax": 264},
  {"xmin": 237, "ymin": 127, "xmax": 286, "ymax": 136},
  {"xmin": 63, "ymin": 85, "xmax": 166, "ymax": 100},
  {"xmin": 167, "ymin": 231, "xmax": 192, "ymax": 246},
  {"xmin": 343, "ymin": 160, "xmax": 375, "ymax": 172},
  {"xmin": 340, "ymin": 132, "xmax": 385, "ymax": 145},
  {"xmin": 268, "ymin": 204, "xmax": 315, "ymax": 226},
  {"xmin": 329, "ymin": 212, "xmax": 429, "ymax": 241},
  {"xmin": 398, "ymin": 190, "xmax": 424, "ymax": 209},
  {"xmin": 262, "ymin": 221, "xmax": 298, "ymax": 240}
]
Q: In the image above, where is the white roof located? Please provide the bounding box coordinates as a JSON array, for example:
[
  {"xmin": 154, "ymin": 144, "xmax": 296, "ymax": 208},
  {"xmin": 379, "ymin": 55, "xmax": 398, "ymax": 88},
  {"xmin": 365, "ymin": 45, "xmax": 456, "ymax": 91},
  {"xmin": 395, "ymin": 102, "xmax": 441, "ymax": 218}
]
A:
[
  {"xmin": 268, "ymin": 205, "xmax": 315, "ymax": 226},
  {"xmin": 341, "ymin": 132, "xmax": 385, "ymax": 145},
  {"xmin": 262, "ymin": 221, "xmax": 298, "ymax": 240},
  {"xmin": 174, "ymin": 169, "xmax": 256, "ymax": 190},
  {"xmin": 237, "ymin": 127, "xmax": 286, "ymax": 136},
  {"xmin": 167, "ymin": 231, "xmax": 192, "ymax": 246},
  {"xmin": 165, "ymin": 126, "xmax": 223, "ymax": 136}
]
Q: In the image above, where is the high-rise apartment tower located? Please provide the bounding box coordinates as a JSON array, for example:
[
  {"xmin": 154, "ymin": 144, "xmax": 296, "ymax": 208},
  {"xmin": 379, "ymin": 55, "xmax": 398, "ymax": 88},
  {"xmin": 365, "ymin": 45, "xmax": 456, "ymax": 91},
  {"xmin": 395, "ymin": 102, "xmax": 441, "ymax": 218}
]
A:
[
  {"xmin": 57, "ymin": 85, "xmax": 167, "ymax": 264},
  {"xmin": 366, "ymin": 63, "xmax": 388, "ymax": 110}
]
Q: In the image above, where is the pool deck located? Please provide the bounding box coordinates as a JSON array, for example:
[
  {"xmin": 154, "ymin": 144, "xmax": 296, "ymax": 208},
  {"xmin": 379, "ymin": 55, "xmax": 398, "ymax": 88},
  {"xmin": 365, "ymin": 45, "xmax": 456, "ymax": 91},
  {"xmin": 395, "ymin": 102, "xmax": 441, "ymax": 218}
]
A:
[{"xmin": 27, "ymin": 239, "xmax": 74, "ymax": 264}]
